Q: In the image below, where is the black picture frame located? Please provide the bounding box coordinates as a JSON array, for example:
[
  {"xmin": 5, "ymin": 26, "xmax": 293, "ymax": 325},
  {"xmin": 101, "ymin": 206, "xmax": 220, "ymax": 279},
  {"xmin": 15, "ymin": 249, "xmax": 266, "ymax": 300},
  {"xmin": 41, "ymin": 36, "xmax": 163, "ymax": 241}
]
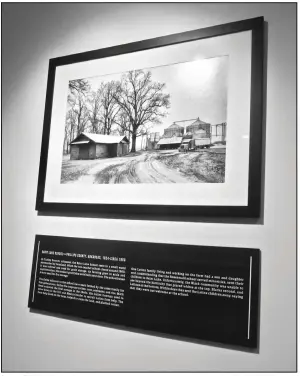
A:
[{"xmin": 36, "ymin": 17, "xmax": 264, "ymax": 219}]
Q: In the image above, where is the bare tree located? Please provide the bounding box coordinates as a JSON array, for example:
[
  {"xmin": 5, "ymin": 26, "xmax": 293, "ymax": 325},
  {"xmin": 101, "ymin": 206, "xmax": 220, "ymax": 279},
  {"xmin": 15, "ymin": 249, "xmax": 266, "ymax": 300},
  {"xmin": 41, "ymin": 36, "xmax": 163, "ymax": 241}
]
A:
[
  {"xmin": 73, "ymin": 94, "xmax": 90, "ymax": 135},
  {"xmin": 63, "ymin": 108, "xmax": 77, "ymax": 154},
  {"xmin": 114, "ymin": 111, "xmax": 132, "ymax": 142},
  {"xmin": 63, "ymin": 78, "xmax": 91, "ymax": 153},
  {"xmin": 68, "ymin": 79, "xmax": 90, "ymax": 98},
  {"xmin": 114, "ymin": 70, "xmax": 170, "ymax": 152},
  {"xmin": 66, "ymin": 93, "xmax": 90, "ymax": 138},
  {"xmin": 88, "ymin": 89, "xmax": 102, "ymax": 134},
  {"xmin": 63, "ymin": 117, "xmax": 71, "ymax": 154},
  {"xmin": 98, "ymin": 81, "xmax": 120, "ymax": 135}
]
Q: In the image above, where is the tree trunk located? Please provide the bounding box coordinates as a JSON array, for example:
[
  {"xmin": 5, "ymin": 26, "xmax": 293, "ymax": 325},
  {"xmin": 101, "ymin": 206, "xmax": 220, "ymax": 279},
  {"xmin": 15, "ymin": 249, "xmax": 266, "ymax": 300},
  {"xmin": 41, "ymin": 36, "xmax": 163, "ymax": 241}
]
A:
[{"xmin": 131, "ymin": 132, "xmax": 137, "ymax": 152}]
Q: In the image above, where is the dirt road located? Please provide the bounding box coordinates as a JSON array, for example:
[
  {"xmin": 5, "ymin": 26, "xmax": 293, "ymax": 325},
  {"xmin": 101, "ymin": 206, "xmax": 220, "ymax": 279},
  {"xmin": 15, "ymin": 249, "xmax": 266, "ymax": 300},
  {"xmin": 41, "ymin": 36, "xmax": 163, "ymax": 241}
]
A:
[{"xmin": 61, "ymin": 149, "xmax": 225, "ymax": 184}]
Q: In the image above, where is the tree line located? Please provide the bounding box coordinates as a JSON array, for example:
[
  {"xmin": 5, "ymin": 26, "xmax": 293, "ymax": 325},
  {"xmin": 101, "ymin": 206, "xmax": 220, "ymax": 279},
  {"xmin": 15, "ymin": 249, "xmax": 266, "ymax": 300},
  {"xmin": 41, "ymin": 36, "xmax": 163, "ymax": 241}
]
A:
[{"xmin": 64, "ymin": 69, "xmax": 170, "ymax": 154}]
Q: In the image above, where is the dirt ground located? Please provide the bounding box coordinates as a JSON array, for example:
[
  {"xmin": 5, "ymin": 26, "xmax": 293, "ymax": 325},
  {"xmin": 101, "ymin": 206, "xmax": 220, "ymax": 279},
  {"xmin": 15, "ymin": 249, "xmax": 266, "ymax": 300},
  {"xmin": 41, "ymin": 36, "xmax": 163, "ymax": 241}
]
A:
[{"xmin": 60, "ymin": 148, "xmax": 226, "ymax": 184}]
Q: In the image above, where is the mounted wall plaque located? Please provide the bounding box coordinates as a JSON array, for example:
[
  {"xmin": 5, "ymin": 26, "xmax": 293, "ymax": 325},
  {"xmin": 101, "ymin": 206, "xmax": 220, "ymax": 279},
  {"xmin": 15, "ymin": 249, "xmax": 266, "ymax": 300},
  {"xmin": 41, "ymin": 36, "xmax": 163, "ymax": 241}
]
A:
[
  {"xmin": 28, "ymin": 235, "xmax": 260, "ymax": 350},
  {"xmin": 36, "ymin": 17, "xmax": 264, "ymax": 219}
]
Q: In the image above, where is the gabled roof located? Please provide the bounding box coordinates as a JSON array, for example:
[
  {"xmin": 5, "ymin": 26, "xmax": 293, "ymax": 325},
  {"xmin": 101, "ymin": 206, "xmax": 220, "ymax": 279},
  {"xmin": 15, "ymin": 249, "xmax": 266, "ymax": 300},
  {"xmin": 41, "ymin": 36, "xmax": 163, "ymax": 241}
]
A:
[
  {"xmin": 71, "ymin": 132, "xmax": 129, "ymax": 145},
  {"xmin": 166, "ymin": 122, "xmax": 184, "ymax": 129},
  {"xmin": 70, "ymin": 140, "xmax": 90, "ymax": 145},
  {"xmin": 188, "ymin": 117, "xmax": 210, "ymax": 127}
]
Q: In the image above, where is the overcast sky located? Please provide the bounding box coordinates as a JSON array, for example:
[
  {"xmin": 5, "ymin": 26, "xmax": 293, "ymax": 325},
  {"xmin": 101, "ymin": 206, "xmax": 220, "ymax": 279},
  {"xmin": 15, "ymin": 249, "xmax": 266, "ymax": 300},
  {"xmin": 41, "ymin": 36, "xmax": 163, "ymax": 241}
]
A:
[{"xmin": 86, "ymin": 55, "xmax": 228, "ymax": 135}]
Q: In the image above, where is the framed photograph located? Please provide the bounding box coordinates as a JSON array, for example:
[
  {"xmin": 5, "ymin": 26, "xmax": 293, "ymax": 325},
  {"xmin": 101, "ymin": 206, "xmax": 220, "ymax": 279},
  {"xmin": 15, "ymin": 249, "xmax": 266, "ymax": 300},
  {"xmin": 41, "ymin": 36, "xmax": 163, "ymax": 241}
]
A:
[{"xmin": 36, "ymin": 17, "xmax": 264, "ymax": 219}]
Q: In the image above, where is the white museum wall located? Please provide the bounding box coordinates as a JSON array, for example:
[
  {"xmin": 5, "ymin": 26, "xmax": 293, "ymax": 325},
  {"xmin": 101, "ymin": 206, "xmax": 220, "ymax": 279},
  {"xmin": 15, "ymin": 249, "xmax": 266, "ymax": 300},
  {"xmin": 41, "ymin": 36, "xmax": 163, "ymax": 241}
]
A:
[{"xmin": 2, "ymin": 3, "xmax": 296, "ymax": 372}]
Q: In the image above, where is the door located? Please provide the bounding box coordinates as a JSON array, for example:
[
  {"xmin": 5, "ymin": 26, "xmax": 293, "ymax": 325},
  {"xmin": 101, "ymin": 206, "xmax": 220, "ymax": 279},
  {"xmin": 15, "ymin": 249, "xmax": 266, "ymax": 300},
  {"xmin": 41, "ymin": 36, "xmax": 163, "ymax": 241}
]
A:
[{"xmin": 79, "ymin": 144, "xmax": 89, "ymax": 159}]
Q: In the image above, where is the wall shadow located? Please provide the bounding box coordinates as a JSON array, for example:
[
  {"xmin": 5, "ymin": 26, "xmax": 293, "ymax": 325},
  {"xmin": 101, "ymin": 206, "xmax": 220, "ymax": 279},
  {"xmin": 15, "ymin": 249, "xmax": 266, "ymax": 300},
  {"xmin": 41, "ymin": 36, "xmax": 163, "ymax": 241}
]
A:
[
  {"xmin": 29, "ymin": 307, "xmax": 259, "ymax": 355},
  {"xmin": 38, "ymin": 209, "xmax": 260, "ymax": 224}
]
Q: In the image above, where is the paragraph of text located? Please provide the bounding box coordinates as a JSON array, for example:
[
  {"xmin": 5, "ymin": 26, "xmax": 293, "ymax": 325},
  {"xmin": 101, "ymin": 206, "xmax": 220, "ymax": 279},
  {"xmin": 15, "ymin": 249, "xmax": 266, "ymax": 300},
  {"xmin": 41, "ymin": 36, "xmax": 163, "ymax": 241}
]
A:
[
  {"xmin": 37, "ymin": 278, "xmax": 124, "ymax": 307},
  {"xmin": 39, "ymin": 257, "xmax": 126, "ymax": 281},
  {"xmin": 130, "ymin": 268, "xmax": 244, "ymax": 299}
]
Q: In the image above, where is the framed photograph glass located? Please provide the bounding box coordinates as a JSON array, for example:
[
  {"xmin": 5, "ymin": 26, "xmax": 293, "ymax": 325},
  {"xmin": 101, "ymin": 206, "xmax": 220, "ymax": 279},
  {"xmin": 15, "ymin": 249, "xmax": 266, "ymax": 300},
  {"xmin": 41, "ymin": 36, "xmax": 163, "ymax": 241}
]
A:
[{"xmin": 36, "ymin": 17, "xmax": 264, "ymax": 219}]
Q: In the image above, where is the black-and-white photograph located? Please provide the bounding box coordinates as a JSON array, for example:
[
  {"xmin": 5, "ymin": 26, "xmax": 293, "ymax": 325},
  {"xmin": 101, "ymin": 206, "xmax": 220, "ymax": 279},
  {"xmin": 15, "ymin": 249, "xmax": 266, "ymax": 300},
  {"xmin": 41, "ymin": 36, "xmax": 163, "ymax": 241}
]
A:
[{"xmin": 61, "ymin": 56, "xmax": 228, "ymax": 184}]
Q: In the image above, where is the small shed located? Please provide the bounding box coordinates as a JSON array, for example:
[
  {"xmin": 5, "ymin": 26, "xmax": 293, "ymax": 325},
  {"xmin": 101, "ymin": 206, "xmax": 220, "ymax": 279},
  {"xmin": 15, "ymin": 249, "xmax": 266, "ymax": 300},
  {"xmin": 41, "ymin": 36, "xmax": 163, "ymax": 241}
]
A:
[{"xmin": 69, "ymin": 133, "xmax": 129, "ymax": 160}]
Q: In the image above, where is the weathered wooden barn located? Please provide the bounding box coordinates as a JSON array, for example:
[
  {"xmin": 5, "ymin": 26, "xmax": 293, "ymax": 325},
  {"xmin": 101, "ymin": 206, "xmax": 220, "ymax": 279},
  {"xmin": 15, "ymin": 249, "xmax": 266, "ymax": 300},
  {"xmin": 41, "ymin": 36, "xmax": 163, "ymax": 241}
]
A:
[{"xmin": 69, "ymin": 133, "xmax": 129, "ymax": 160}]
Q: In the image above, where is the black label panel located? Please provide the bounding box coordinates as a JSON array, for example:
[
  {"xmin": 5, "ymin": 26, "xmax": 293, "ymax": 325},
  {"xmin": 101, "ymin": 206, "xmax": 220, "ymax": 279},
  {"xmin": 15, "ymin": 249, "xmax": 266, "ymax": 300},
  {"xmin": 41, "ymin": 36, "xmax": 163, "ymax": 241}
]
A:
[{"xmin": 28, "ymin": 235, "xmax": 260, "ymax": 349}]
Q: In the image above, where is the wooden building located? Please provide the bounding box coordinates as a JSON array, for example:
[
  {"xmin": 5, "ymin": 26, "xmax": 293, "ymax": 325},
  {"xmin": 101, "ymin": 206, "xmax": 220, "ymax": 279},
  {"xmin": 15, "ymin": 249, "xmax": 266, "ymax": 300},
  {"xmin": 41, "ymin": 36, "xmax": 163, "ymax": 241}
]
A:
[{"xmin": 69, "ymin": 133, "xmax": 129, "ymax": 160}]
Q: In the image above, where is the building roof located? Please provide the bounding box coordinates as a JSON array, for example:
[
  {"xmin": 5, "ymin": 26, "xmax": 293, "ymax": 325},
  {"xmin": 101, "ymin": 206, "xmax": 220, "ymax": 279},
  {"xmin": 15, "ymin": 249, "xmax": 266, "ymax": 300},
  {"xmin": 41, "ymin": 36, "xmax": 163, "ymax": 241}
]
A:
[
  {"xmin": 188, "ymin": 117, "xmax": 210, "ymax": 127},
  {"xmin": 71, "ymin": 133, "xmax": 129, "ymax": 145},
  {"xmin": 70, "ymin": 140, "xmax": 90, "ymax": 145},
  {"xmin": 157, "ymin": 136, "xmax": 182, "ymax": 145},
  {"xmin": 166, "ymin": 122, "xmax": 184, "ymax": 129}
]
